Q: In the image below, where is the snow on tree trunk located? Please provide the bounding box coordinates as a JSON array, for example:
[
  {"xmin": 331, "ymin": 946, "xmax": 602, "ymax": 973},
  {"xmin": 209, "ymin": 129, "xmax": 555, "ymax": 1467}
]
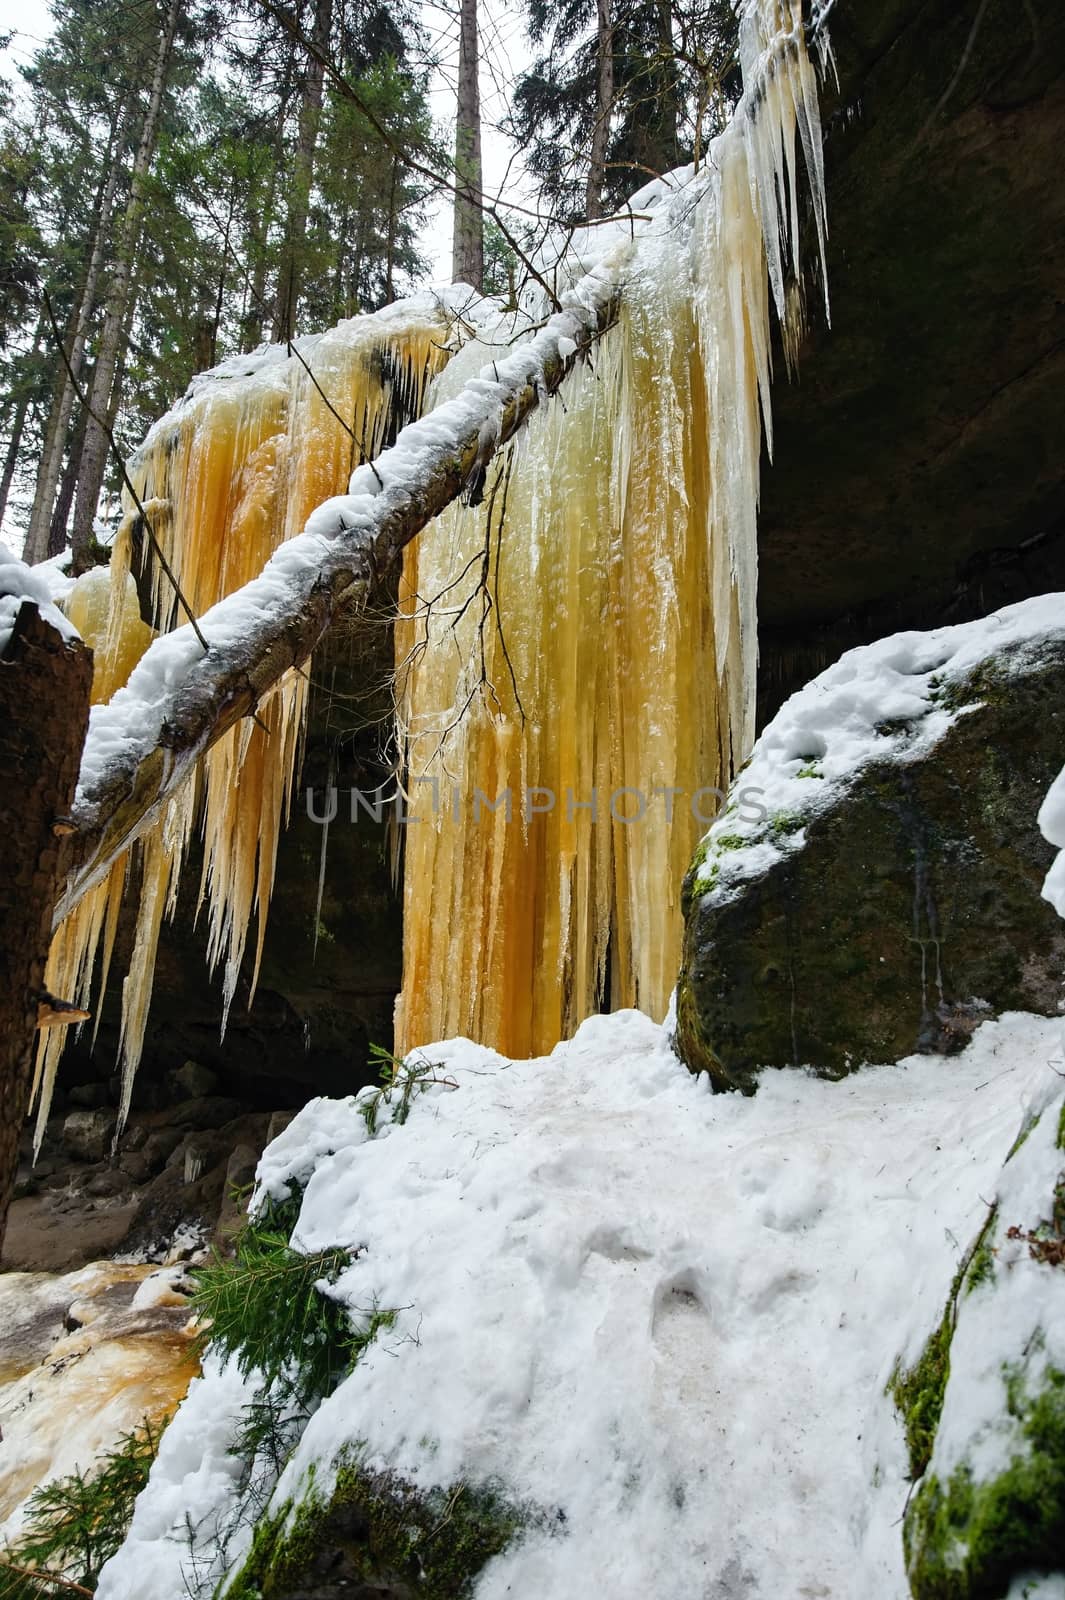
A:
[
  {"xmin": 58, "ymin": 279, "xmax": 620, "ymax": 928},
  {"xmin": 38, "ymin": 0, "xmax": 829, "ymax": 1130}
]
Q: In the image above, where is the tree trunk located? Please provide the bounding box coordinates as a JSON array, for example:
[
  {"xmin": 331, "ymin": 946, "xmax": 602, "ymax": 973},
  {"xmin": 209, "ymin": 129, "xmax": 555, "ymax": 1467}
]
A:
[
  {"xmin": 585, "ymin": 0, "xmax": 614, "ymax": 220},
  {"xmin": 655, "ymin": 0, "xmax": 679, "ymax": 168},
  {"xmin": 0, "ymin": 400, "xmax": 30, "ymax": 539},
  {"xmin": 351, "ymin": 216, "xmax": 365, "ymax": 313},
  {"xmin": 0, "ymin": 603, "xmax": 92, "ymax": 1256},
  {"xmin": 242, "ymin": 88, "xmax": 292, "ymax": 352},
  {"xmin": 272, "ymin": 0, "xmax": 332, "ymax": 346},
  {"xmin": 57, "ymin": 275, "xmax": 620, "ymax": 922},
  {"xmin": 331, "ymin": 200, "xmax": 349, "ymax": 321},
  {"xmin": 451, "ymin": 0, "xmax": 483, "ymax": 291},
  {"xmin": 207, "ymin": 183, "xmax": 236, "ymax": 371},
  {"xmin": 192, "ymin": 283, "xmax": 216, "ymax": 375},
  {"xmin": 0, "ymin": 308, "xmax": 46, "ymax": 532},
  {"xmin": 69, "ymin": 0, "xmax": 182, "ymax": 574},
  {"xmin": 46, "ymin": 399, "xmax": 88, "ymax": 559},
  {"xmin": 23, "ymin": 109, "xmax": 129, "ymax": 567},
  {"xmin": 244, "ymin": 221, "xmax": 271, "ymax": 352},
  {"xmin": 384, "ymin": 158, "xmax": 399, "ymax": 303},
  {"xmin": 244, "ymin": 183, "xmax": 277, "ymax": 351},
  {"xmin": 55, "ymin": 294, "xmax": 134, "ymax": 560}
]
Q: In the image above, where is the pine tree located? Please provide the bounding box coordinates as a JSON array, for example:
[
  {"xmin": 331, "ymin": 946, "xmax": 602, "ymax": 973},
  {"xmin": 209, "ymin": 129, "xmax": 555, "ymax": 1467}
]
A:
[
  {"xmin": 272, "ymin": 0, "xmax": 333, "ymax": 344},
  {"xmin": 0, "ymin": 0, "xmax": 439, "ymax": 562},
  {"xmin": 586, "ymin": 0, "xmax": 613, "ymax": 219},
  {"xmin": 0, "ymin": 76, "xmax": 54, "ymax": 533},
  {"xmin": 510, "ymin": 0, "xmax": 739, "ymax": 220},
  {"xmin": 9, "ymin": 0, "xmax": 207, "ymax": 558},
  {"xmin": 0, "ymin": 75, "xmax": 39, "ymax": 349},
  {"xmin": 69, "ymin": 0, "xmax": 184, "ymax": 571},
  {"xmin": 22, "ymin": 103, "xmax": 133, "ymax": 564}
]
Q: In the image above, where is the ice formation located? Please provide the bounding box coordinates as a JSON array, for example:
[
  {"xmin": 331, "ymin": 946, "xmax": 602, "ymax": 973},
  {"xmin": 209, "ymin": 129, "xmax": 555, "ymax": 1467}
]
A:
[
  {"xmin": 396, "ymin": 0, "xmax": 829, "ymax": 1054},
  {"xmin": 34, "ymin": 310, "xmax": 450, "ymax": 1145},
  {"xmin": 37, "ymin": 0, "xmax": 831, "ymax": 1123},
  {"xmin": 0, "ymin": 1261, "xmax": 199, "ymax": 1541},
  {"xmin": 65, "ymin": 566, "xmax": 153, "ymax": 704}
]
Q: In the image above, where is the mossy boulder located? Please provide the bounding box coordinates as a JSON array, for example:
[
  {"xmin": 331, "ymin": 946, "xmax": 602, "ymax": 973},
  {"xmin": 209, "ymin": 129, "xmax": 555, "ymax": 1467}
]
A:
[
  {"xmin": 904, "ymin": 1371, "xmax": 1065, "ymax": 1600},
  {"xmin": 676, "ymin": 627, "xmax": 1065, "ymax": 1088},
  {"xmin": 225, "ymin": 1460, "xmax": 529, "ymax": 1599},
  {"xmin": 897, "ymin": 1093, "xmax": 1065, "ymax": 1598}
]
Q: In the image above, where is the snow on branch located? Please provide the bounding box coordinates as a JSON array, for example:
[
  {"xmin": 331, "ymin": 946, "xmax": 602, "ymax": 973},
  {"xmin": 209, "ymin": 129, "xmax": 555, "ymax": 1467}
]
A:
[{"xmin": 55, "ymin": 262, "xmax": 622, "ymax": 924}]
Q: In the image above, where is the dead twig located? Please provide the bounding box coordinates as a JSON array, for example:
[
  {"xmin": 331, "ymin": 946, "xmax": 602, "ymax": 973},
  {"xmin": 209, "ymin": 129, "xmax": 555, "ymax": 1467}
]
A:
[{"xmin": 0, "ymin": 1561, "xmax": 94, "ymax": 1597}]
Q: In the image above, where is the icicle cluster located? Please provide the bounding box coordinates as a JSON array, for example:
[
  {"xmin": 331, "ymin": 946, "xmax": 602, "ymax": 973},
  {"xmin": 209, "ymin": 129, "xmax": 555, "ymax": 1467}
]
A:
[
  {"xmin": 395, "ymin": 0, "xmax": 829, "ymax": 1056},
  {"xmin": 35, "ymin": 311, "xmax": 449, "ymax": 1148},
  {"xmin": 36, "ymin": 0, "xmax": 831, "ymax": 1132}
]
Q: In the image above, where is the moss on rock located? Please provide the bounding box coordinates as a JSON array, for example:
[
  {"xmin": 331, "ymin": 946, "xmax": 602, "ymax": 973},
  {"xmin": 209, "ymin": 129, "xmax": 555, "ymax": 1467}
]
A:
[
  {"xmin": 224, "ymin": 1458, "xmax": 532, "ymax": 1600},
  {"xmin": 903, "ymin": 1366, "xmax": 1065, "ymax": 1600},
  {"xmin": 891, "ymin": 1314, "xmax": 955, "ymax": 1489},
  {"xmin": 674, "ymin": 968, "xmax": 735, "ymax": 1089},
  {"xmin": 898, "ymin": 1111, "xmax": 1065, "ymax": 1598},
  {"xmin": 889, "ymin": 1209, "xmax": 999, "ymax": 1482}
]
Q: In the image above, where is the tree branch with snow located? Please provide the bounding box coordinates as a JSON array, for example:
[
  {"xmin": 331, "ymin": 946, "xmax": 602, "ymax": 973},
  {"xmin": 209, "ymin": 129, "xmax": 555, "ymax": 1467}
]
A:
[{"xmin": 55, "ymin": 265, "xmax": 622, "ymax": 924}]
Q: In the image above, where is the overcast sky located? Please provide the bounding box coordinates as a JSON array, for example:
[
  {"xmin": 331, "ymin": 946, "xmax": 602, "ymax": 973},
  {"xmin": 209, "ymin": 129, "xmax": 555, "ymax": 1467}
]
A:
[{"xmin": 0, "ymin": 0, "xmax": 533, "ymax": 282}]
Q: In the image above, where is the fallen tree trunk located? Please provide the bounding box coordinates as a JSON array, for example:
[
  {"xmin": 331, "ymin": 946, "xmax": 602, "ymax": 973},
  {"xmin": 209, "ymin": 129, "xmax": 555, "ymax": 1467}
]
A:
[
  {"xmin": 0, "ymin": 603, "xmax": 92, "ymax": 1254},
  {"xmin": 56, "ymin": 268, "xmax": 622, "ymax": 924}
]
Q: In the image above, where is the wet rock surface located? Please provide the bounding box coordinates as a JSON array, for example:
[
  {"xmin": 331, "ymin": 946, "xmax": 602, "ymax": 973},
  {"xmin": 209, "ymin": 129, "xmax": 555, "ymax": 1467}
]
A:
[
  {"xmin": 757, "ymin": 0, "xmax": 1065, "ymax": 717},
  {"xmin": 0, "ymin": 1255, "xmax": 202, "ymax": 1536},
  {"xmin": 3, "ymin": 1089, "xmax": 289, "ymax": 1273},
  {"xmin": 61, "ymin": 1108, "xmax": 117, "ymax": 1164}
]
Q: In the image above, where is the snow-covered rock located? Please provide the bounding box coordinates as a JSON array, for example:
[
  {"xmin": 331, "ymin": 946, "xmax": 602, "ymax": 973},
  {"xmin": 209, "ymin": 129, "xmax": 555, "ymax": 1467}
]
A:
[
  {"xmin": 1039, "ymin": 764, "xmax": 1065, "ymax": 922},
  {"xmin": 676, "ymin": 593, "xmax": 1065, "ymax": 1086},
  {"xmin": 899, "ymin": 1072, "xmax": 1065, "ymax": 1598},
  {"xmin": 0, "ymin": 555, "xmax": 77, "ymax": 657}
]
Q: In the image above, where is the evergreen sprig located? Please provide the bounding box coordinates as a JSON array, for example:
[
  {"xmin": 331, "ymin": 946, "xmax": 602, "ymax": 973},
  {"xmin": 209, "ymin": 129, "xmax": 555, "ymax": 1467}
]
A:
[
  {"xmin": 193, "ymin": 1231, "xmax": 355, "ymax": 1405},
  {"xmin": 0, "ymin": 1417, "xmax": 164, "ymax": 1597},
  {"xmin": 358, "ymin": 1043, "xmax": 455, "ymax": 1137},
  {"xmin": 192, "ymin": 1197, "xmax": 394, "ymax": 1409}
]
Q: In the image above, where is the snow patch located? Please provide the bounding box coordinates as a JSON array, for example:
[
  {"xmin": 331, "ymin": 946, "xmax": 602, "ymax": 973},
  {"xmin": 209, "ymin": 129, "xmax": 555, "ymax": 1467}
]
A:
[
  {"xmin": 693, "ymin": 592, "xmax": 1065, "ymax": 905},
  {"xmin": 95, "ymin": 1355, "xmax": 257, "ymax": 1600},
  {"xmin": 98, "ymin": 1009, "xmax": 1065, "ymax": 1599},
  {"xmin": 929, "ymin": 1085, "xmax": 1065, "ymax": 1489},
  {"xmin": 1039, "ymin": 764, "xmax": 1065, "ymax": 921},
  {"xmin": 0, "ymin": 556, "xmax": 79, "ymax": 656}
]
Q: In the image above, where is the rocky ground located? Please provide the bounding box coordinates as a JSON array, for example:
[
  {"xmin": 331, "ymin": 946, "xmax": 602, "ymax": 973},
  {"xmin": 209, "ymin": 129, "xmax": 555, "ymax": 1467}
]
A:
[
  {"xmin": 0, "ymin": 1057, "xmax": 303, "ymax": 1540},
  {"xmin": 5, "ymin": 1057, "xmax": 297, "ymax": 1273}
]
